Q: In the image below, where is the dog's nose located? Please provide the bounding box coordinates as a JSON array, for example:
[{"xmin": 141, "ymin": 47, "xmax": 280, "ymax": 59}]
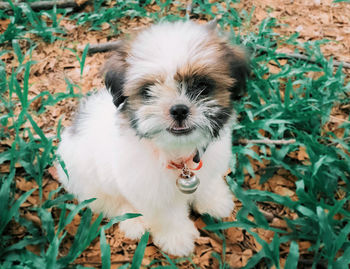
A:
[{"xmin": 170, "ymin": 104, "xmax": 189, "ymax": 122}]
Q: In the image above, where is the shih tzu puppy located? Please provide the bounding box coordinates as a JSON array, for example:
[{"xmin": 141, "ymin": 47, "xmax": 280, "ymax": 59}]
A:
[{"xmin": 57, "ymin": 20, "xmax": 249, "ymax": 256}]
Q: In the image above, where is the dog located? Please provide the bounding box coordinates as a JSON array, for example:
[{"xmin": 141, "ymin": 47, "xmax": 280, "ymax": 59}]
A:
[{"xmin": 56, "ymin": 20, "xmax": 249, "ymax": 256}]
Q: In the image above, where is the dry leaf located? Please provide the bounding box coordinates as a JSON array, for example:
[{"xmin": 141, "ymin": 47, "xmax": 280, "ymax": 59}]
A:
[
  {"xmin": 75, "ymin": 0, "xmax": 89, "ymax": 6},
  {"xmin": 271, "ymin": 218, "xmax": 288, "ymax": 229},
  {"xmin": 65, "ymin": 214, "xmax": 81, "ymax": 235},
  {"xmin": 195, "ymin": 236, "xmax": 211, "ymax": 245},
  {"xmin": 297, "ymin": 146, "xmax": 309, "ymax": 160},
  {"xmin": 274, "ymin": 186, "xmax": 295, "ymax": 197},
  {"xmin": 144, "ymin": 246, "xmax": 158, "ymax": 256},
  {"xmin": 209, "ymin": 238, "xmax": 222, "ymax": 253},
  {"xmin": 299, "ymin": 241, "xmax": 312, "ymax": 253},
  {"xmin": 226, "ymin": 227, "xmax": 244, "ymax": 244},
  {"xmin": 241, "ymin": 249, "xmax": 253, "ymax": 266},
  {"xmin": 194, "ymin": 217, "xmax": 206, "ymax": 230},
  {"xmin": 26, "ymin": 244, "xmax": 41, "ymax": 255},
  {"xmin": 226, "ymin": 253, "xmax": 242, "ymax": 268},
  {"xmin": 17, "ymin": 177, "xmax": 37, "ymax": 191},
  {"xmin": 24, "ymin": 212, "xmax": 41, "ymax": 226},
  {"xmin": 48, "ymin": 166, "xmax": 59, "ymax": 181}
]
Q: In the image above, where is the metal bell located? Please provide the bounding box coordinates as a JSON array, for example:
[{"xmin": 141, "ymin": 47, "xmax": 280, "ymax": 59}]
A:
[{"xmin": 176, "ymin": 170, "xmax": 200, "ymax": 194}]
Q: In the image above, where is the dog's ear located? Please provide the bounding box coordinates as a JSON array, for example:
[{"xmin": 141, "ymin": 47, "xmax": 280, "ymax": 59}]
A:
[
  {"xmin": 103, "ymin": 42, "xmax": 128, "ymax": 108},
  {"xmin": 206, "ymin": 18, "xmax": 218, "ymax": 31},
  {"xmin": 105, "ymin": 69, "xmax": 127, "ymax": 108},
  {"xmin": 225, "ymin": 46, "xmax": 250, "ymax": 101}
]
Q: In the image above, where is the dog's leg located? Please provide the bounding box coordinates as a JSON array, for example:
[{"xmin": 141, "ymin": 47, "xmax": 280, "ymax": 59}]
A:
[
  {"xmin": 118, "ymin": 205, "xmax": 146, "ymax": 240},
  {"xmin": 87, "ymin": 192, "xmax": 146, "ymax": 240},
  {"xmin": 145, "ymin": 204, "xmax": 199, "ymax": 256},
  {"xmin": 192, "ymin": 175, "xmax": 234, "ymax": 219}
]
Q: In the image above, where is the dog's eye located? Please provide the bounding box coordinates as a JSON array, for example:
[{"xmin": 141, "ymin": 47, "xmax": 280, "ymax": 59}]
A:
[
  {"xmin": 193, "ymin": 78, "xmax": 214, "ymax": 96},
  {"xmin": 140, "ymin": 84, "xmax": 153, "ymax": 100},
  {"xmin": 196, "ymin": 81, "xmax": 211, "ymax": 96},
  {"xmin": 182, "ymin": 75, "xmax": 215, "ymax": 99}
]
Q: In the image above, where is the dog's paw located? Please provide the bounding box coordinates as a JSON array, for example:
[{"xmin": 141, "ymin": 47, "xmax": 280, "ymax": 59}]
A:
[
  {"xmin": 119, "ymin": 218, "xmax": 146, "ymax": 240},
  {"xmin": 152, "ymin": 225, "xmax": 199, "ymax": 256},
  {"xmin": 194, "ymin": 192, "xmax": 234, "ymax": 219}
]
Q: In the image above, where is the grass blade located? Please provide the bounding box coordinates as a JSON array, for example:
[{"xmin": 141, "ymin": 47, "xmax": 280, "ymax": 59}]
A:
[
  {"xmin": 80, "ymin": 44, "xmax": 89, "ymax": 76},
  {"xmin": 284, "ymin": 241, "xmax": 299, "ymax": 269},
  {"xmin": 130, "ymin": 231, "xmax": 150, "ymax": 269},
  {"xmin": 100, "ymin": 227, "xmax": 111, "ymax": 269}
]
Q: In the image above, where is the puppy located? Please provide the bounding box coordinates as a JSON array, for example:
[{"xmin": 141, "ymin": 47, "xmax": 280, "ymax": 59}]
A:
[{"xmin": 56, "ymin": 20, "xmax": 249, "ymax": 256}]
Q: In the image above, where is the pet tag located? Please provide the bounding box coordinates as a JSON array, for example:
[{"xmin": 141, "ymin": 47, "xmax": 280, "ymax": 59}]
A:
[{"xmin": 176, "ymin": 167, "xmax": 200, "ymax": 194}]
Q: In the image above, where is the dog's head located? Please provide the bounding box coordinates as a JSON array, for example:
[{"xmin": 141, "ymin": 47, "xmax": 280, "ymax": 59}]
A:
[{"xmin": 104, "ymin": 21, "xmax": 249, "ymax": 150}]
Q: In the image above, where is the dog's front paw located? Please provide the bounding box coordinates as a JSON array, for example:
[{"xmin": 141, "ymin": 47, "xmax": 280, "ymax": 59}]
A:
[
  {"xmin": 194, "ymin": 191, "xmax": 234, "ymax": 219},
  {"xmin": 119, "ymin": 218, "xmax": 146, "ymax": 240},
  {"xmin": 152, "ymin": 224, "xmax": 199, "ymax": 256}
]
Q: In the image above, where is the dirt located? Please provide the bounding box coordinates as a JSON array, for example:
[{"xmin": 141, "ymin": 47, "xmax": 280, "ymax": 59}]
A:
[{"xmin": 2, "ymin": 0, "xmax": 350, "ymax": 268}]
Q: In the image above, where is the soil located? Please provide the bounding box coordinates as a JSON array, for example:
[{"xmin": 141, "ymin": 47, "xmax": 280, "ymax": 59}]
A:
[{"xmin": 1, "ymin": 0, "xmax": 349, "ymax": 268}]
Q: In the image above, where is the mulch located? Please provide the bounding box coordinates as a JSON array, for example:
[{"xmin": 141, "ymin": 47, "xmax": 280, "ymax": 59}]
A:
[{"xmin": 1, "ymin": 0, "xmax": 349, "ymax": 267}]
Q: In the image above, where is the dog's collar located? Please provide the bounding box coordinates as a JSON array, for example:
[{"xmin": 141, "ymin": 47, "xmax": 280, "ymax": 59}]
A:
[
  {"xmin": 166, "ymin": 149, "xmax": 204, "ymax": 171},
  {"xmin": 167, "ymin": 148, "xmax": 207, "ymax": 194}
]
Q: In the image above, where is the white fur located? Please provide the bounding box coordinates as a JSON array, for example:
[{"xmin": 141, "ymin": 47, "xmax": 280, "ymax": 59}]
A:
[
  {"xmin": 126, "ymin": 21, "xmax": 220, "ymax": 86},
  {"xmin": 57, "ymin": 90, "xmax": 234, "ymax": 255},
  {"xmin": 57, "ymin": 21, "xmax": 235, "ymax": 256},
  {"xmin": 124, "ymin": 21, "xmax": 232, "ymax": 151}
]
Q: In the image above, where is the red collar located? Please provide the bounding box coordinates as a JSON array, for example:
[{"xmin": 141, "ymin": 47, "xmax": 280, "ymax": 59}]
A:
[{"xmin": 167, "ymin": 155, "xmax": 203, "ymax": 171}]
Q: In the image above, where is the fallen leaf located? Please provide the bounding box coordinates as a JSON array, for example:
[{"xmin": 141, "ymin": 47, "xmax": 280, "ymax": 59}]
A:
[
  {"xmin": 297, "ymin": 146, "xmax": 309, "ymax": 161},
  {"xmin": 274, "ymin": 186, "xmax": 295, "ymax": 197},
  {"xmin": 144, "ymin": 246, "xmax": 158, "ymax": 256},
  {"xmin": 17, "ymin": 177, "xmax": 37, "ymax": 192},
  {"xmin": 299, "ymin": 241, "xmax": 312, "ymax": 253},
  {"xmin": 24, "ymin": 212, "xmax": 41, "ymax": 226},
  {"xmin": 241, "ymin": 249, "xmax": 253, "ymax": 266},
  {"xmin": 48, "ymin": 166, "xmax": 59, "ymax": 181},
  {"xmin": 226, "ymin": 227, "xmax": 244, "ymax": 244}
]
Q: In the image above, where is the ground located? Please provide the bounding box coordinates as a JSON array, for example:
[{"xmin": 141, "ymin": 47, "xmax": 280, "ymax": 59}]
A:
[{"xmin": 1, "ymin": 0, "xmax": 350, "ymax": 268}]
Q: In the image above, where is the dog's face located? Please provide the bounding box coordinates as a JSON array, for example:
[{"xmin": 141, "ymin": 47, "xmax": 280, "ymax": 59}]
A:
[{"xmin": 104, "ymin": 21, "xmax": 249, "ymax": 150}]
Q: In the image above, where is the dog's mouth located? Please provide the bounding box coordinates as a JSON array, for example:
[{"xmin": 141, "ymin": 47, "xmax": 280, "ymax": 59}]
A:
[{"xmin": 167, "ymin": 126, "xmax": 195, "ymax": 136}]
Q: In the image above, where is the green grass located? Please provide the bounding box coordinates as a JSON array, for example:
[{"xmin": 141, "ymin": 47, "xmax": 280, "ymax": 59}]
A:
[
  {"xmin": 0, "ymin": 2, "xmax": 67, "ymax": 44},
  {"xmin": 1, "ymin": 0, "xmax": 350, "ymax": 268}
]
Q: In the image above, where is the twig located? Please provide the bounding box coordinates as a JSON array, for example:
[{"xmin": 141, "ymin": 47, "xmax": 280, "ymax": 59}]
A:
[
  {"xmin": 299, "ymin": 258, "xmax": 327, "ymax": 269},
  {"xmin": 33, "ymin": 134, "xmax": 57, "ymax": 140},
  {"xmin": 329, "ymin": 137, "xmax": 350, "ymax": 146},
  {"xmin": 86, "ymin": 39, "xmax": 350, "ymax": 70},
  {"xmin": 0, "ymin": 0, "xmax": 80, "ymax": 10},
  {"xmin": 256, "ymin": 44, "xmax": 350, "ymax": 69},
  {"xmin": 88, "ymin": 40, "xmax": 123, "ymax": 54},
  {"xmin": 199, "ymin": 227, "xmax": 223, "ymax": 244},
  {"xmin": 74, "ymin": 260, "xmax": 131, "ymax": 265},
  {"xmin": 186, "ymin": 2, "xmax": 193, "ymax": 17},
  {"xmin": 258, "ymin": 208, "xmax": 274, "ymax": 221},
  {"xmin": 238, "ymin": 139, "xmax": 296, "ymax": 145},
  {"xmin": 329, "ymin": 115, "xmax": 350, "ymax": 124}
]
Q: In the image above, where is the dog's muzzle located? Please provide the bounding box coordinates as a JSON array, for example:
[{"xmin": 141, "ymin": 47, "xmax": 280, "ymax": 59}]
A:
[
  {"xmin": 168, "ymin": 104, "xmax": 194, "ymax": 135},
  {"xmin": 170, "ymin": 104, "xmax": 189, "ymax": 123}
]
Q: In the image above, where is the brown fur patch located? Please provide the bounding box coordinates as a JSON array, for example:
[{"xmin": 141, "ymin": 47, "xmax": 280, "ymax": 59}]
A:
[
  {"xmin": 124, "ymin": 73, "xmax": 167, "ymax": 97},
  {"xmin": 104, "ymin": 22, "xmax": 248, "ymax": 110},
  {"xmin": 173, "ymin": 36, "xmax": 239, "ymax": 108},
  {"xmin": 104, "ymin": 21, "xmax": 249, "ymax": 135}
]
